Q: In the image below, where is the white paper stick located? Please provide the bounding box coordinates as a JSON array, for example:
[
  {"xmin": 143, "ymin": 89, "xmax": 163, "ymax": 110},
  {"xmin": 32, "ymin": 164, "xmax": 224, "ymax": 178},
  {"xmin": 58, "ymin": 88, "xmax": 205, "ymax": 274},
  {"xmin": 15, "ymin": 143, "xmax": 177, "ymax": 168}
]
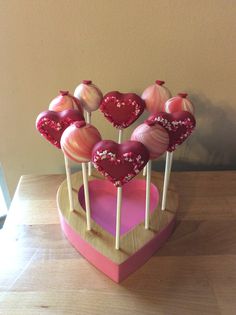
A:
[
  {"xmin": 143, "ymin": 166, "xmax": 147, "ymax": 177},
  {"xmin": 82, "ymin": 162, "xmax": 91, "ymax": 230},
  {"xmin": 118, "ymin": 129, "xmax": 123, "ymax": 144},
  {"xmin": 167, "ymin": 151, "xmax": 174, "ymax": 185},
  {"xmin": 86, "ymin": 111, "xmax": 92, "ymax": 176},
  {"xmin": 145, "ymin": 160, "xmax": 152, "ymax": 229},
  {"xmin": 161, "ymin": 151, "xmax": 173, "ymax": 211},
  {"xmin": 115, "ymin": 186, "xmax": 122, "ymax": 250},
  {"xmin": 64, "ymin": 154, "xmax": 74, "ymax": 212}
]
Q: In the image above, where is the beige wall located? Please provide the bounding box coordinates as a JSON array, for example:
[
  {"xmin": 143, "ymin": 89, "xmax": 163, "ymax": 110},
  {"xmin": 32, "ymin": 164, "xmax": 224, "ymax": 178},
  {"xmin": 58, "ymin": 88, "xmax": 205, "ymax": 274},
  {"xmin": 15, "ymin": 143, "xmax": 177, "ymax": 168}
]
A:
[{"xmin": 0, "ymin": 0, "xmax": 236, "ymax": 196}]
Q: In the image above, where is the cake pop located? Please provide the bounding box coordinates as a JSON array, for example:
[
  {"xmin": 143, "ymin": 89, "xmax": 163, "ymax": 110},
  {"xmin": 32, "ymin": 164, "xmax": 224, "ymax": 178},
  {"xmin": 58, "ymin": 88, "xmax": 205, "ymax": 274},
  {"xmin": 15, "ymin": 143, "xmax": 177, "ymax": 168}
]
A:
[
  {"xmin": 36, "ymin": 109, "xmax": 84, "ymax": 149},
  {"xmin": 49, "ymin": 90, "xmax": 83, "ymax": 116},
  {"xmin": 74, "ymin": 80, "xmax": 103, "ymax": 176},
  {"xmin": 61, "ymin": 121, "xmax": 102, "ymax": 163},
  {"xmin": 92, "ymin": 139, "xmax": 149, "ymax": 250},
  {"xmin": 61, "ymin": 121, "xmax": 102, "ymax": 231},
  {"xmin": 36, "ymin": 109, "xmax": 84, "ymax": 214},
  {"xmin": 131, "ymin": 121, "xmax": 169, "ymax": 228},
  {"xmin": 74, "ymin": 80, "xmax": 103, "ymax": 113},
  {"xmin": 100, "ymin": 91, "xmax": 145, "ymax": 144},
  {"xmin": 131, "ymin": 121, "xmax": 169, "ymax": 159},
  {"xmin": 141, "ymin": 80, "xmax": 171, "ymax": 114},
  {"xmin": 148, "ymin": 110, "xmax": 196, "ymax": 211},
  {"xmin": 92, "ymin": 140, "xmax": 149, "ymax": 187},
  {"xmin": 163, "ymin": 93, "xmax": 194, "ymax": 114}
]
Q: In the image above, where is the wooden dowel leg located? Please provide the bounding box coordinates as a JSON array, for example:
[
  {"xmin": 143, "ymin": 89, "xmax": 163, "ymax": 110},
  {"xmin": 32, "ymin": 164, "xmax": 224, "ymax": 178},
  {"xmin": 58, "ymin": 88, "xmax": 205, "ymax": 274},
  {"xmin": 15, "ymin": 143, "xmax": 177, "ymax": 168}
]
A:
[{"xmin": 82, "ymin": 162, "xmax": 91, "ymax": 230}]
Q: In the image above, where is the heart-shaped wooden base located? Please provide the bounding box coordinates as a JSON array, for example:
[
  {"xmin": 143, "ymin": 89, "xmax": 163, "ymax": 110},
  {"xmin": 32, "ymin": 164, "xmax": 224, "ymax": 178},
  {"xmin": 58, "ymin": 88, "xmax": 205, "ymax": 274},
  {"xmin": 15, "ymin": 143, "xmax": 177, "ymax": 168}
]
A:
[{"xmin": 57, "ymin": 171, "xmax": 178, "ymax": 283}]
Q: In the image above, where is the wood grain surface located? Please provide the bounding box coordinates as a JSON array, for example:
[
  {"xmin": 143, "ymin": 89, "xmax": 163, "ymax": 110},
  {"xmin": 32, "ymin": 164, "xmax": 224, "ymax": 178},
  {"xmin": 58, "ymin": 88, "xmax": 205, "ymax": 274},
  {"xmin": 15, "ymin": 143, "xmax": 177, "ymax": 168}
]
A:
[{"xmin": 0, "ymin": 171, "xmax": 236, "ymax": 315}]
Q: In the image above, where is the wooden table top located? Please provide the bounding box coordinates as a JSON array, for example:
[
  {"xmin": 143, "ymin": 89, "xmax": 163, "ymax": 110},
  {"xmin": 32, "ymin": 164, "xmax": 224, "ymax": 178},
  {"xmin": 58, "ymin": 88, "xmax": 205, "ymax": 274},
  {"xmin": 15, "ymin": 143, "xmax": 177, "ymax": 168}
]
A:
[{"xmin": 0, "ymin": 171, "xmax": 236, "ymax": 315}]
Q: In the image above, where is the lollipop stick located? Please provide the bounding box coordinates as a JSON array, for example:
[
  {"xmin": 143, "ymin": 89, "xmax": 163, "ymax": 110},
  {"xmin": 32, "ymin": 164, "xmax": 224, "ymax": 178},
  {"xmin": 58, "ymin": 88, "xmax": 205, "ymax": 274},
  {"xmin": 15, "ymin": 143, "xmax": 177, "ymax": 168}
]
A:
[
  {"xmin": 143, "ymin": 166, "xmax": 147, "ymax": 177},
  {"xmin": 115, "ymin": 186, "xmax": 122, "ymax": 250},
  {"xmin": 118, "ymin": 129, "xmax": 123, "ymax": 144},
  {"xmin": 161, "ymin": 151, "xmax": 173, "ymax": 211},
  {"xmin": 167, "ymin": 151, "xmax": 174, "ymax": 184},
  {"xmin": 82, "ymin": 162, "xmax": 91, "ymax": 230},
  {"xmin": 64, "ymin": 154, "xmax": 74, "ymax": 212},
  {"xmin": 145, "ymin": 160, "xmax": 152, "ymax": 229},
  {"xmin": 86, "ymin": 111, "xmax": 92, "ymax": 176}
]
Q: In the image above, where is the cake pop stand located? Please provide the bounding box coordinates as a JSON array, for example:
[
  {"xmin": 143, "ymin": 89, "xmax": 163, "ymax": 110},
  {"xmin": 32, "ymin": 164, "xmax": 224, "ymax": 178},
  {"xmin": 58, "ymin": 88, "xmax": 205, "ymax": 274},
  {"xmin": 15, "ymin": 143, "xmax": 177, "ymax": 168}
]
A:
[{"xmin": 57, "ymin": 170, "xmax": 178, "ymax": 283}]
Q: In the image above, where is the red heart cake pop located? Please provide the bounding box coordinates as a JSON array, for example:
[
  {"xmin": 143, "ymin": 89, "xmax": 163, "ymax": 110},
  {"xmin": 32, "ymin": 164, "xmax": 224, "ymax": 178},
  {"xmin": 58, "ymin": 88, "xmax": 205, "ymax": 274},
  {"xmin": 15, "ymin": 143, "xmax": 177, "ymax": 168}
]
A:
[
  {"xmin": 36, "ymin": 109, "xmax": 84, "ymax": 149},
  {"xmin": 148, "ymin": 111, "xmax": 196, "ymax": 152},
  {"xmin": 100, "ymin": 91, "xmax": 145, "ymax": 129},
  {"xmin": 92, "ymin": 140, "xmax": 149, "ymax": 187}
]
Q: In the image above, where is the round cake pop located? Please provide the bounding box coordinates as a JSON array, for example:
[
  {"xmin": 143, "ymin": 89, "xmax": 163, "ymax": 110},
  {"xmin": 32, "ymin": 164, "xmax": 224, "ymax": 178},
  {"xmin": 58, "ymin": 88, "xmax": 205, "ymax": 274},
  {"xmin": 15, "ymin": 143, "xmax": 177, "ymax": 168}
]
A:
[
  {"xmin": 141, "ymin": 80, "xmax": 171, "ymax": 114},
  {"xmin": 131, "ymin": 121, "xmax": 169, "ymax": 159},
  {"xmin": 61, "ymin": 121, "xmax": 102, "ymax": 163},
  {"xmin": 74, "ymin": 80, "xmax": 103, "ymax": 112},
  {"xmin": 163, "ymin": 93, "xmax": 194, "ymax": 114},
  {"xmin": 49, "ymin": 90, "xmax": 83, "ymax": 116}
]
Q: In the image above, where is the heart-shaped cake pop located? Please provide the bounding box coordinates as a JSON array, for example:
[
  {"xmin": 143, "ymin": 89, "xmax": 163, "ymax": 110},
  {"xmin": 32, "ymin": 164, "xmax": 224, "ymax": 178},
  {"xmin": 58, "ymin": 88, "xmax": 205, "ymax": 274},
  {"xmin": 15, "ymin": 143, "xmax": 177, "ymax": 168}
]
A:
[
  {"xmin": 100, "ymin": 91, "xmax": 145, "ymax": 129},
  {"xmin": 92, "ymin": 140, "xmax": 149, "ymax": 187},
  {"xmin": 36, "ymin": 109, "xmax": 84, "ymax": 149},
  {"xmin": 148, "ymin": 111, "xmax": 196, "ymax": 152}
]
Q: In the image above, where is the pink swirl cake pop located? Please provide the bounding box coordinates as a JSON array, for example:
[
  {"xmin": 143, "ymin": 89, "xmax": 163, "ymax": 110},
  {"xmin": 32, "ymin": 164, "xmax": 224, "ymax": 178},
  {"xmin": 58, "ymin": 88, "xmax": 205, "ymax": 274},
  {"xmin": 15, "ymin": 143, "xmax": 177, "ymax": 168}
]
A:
[
  {"xmin": 163, "ymin": 93, "xmax": 194, "ymax": 114},
  {"xmin": 74, "ymin": 80, "xmax": 103, "ymax": 112},
  {"xmin": 49, "ymin": 90, "xmax": 83, "ymax": 116},
  {"xmin": 141, "ymin": 80, "xmax": 171, "ymax": 114},
  {"xmin": 131, "ymin": 121, "xmax": 169, "ymax": 159},
  {"xmin": 61, "ymin": 121, "xmax": 102, "ymax": 163}
]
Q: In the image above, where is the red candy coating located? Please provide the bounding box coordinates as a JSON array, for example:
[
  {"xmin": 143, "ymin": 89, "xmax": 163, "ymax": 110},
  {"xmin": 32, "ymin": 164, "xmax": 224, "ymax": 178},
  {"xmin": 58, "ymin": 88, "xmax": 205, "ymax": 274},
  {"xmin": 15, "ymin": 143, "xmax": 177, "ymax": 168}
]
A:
[
  {"xmin": 100, "ymin": 91, "xmax": 145, "ymax": 129},
  {"xmin": 147, "ymin": 111, "xmax": 196, "ymax": 152},
  {"xmin": 92, "ymin": 140, "xmax": 149, "ymax": 187},
  {"xmin": 36, "ymin": 109, "xmax": 84, "ymax": 149}
]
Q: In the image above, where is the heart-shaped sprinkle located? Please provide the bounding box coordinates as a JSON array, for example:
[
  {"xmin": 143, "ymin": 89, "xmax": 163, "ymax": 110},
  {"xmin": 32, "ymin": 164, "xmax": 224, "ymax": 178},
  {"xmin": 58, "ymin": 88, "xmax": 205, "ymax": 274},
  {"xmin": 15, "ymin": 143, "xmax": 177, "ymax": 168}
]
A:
[
  {"xmin": 100, "ymin": 91, "xmax": 145, "ymax": 129},
  {"xmin": 148, "ymin": 111, "xmax": 196, "ymax": 152},
  {"xmin": 36, "ymin": 109, "xmax": 84, "ymax": 149},
  {"xmin": 92, "ymin": 140, "xmax": 149, "ymax": 187}
]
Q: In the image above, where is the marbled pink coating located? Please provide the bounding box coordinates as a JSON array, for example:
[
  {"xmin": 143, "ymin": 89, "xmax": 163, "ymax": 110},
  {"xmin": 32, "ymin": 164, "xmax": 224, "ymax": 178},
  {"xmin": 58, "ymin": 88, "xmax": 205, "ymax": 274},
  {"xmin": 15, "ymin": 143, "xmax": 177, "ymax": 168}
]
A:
[
  {"xmin": 163, "ymin": 93, "xmax": 194, "ymax": 114},
  {"xmin": 61, "ymin": 122, "xmax": 102, "ymax": 163},
  {"xmin": 142, "ymin": 81, "xmax": 171, "ymax": 114},
  {"xmin": 131, "ymin": 123, "xmax": 169, "ymax": 159},
  {"xmin": 74, "ymin": 81, "xmax": 103, "ymax": 112},
  {"xmin": 49, "ymin": 91, "xmax": 83, "ymax": 116}
]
